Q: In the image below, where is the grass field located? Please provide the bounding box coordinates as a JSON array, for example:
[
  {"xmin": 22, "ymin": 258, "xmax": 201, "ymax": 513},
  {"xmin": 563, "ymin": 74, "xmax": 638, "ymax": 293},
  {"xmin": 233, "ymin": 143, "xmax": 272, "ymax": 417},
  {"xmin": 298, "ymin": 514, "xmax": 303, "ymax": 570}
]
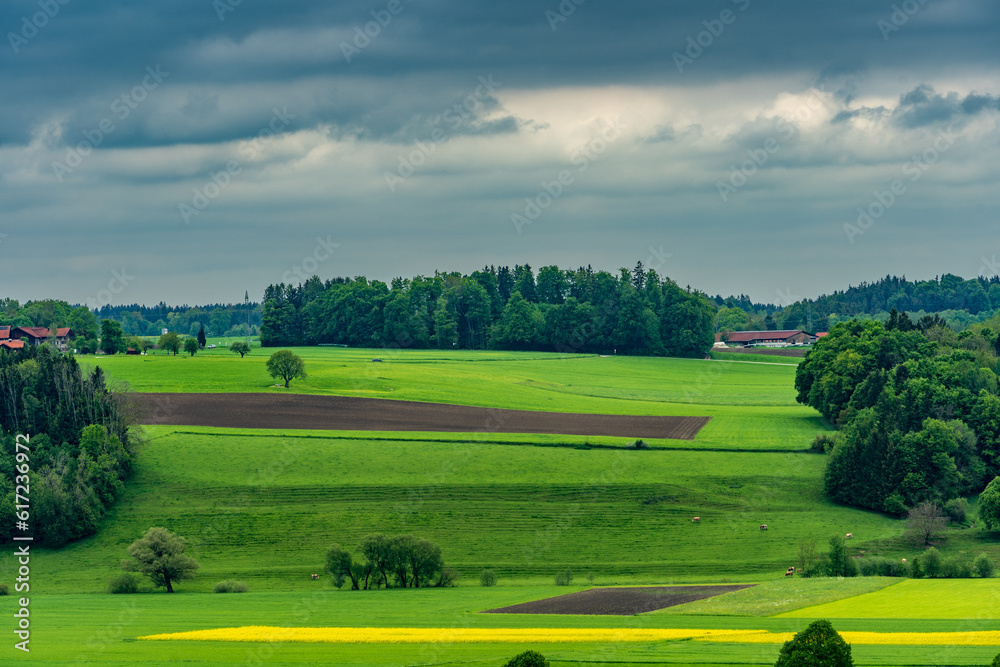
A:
[
  {"xmin": 11, "ymin": 348, "xmax": 1000, "ymax": 666},
  {"xmin": 8, "ymin": 588, "xmax": 1000, "ymax": 666},
  {"xmin": 780, "ymin": 579, "xmax": 1000, "ymax": 619},
  {"xmin": 81, "ymin": 347, "xmax": 827, "ymax": 451},
  {"xmin": 25, "ymin": 426, "xmax": 910, "ymax": 593}
]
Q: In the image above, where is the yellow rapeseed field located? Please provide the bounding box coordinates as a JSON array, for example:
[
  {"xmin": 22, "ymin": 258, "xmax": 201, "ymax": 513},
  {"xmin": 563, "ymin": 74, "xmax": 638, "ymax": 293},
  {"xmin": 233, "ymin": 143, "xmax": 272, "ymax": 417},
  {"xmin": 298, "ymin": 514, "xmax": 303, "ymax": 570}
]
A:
[
  {"xmin": 138, "ymin": 627, "xmax": 764, "ymax": 643},
  {"xmin": 138, "ymin": 627, "xmax": 1000, "ymax": 646}
]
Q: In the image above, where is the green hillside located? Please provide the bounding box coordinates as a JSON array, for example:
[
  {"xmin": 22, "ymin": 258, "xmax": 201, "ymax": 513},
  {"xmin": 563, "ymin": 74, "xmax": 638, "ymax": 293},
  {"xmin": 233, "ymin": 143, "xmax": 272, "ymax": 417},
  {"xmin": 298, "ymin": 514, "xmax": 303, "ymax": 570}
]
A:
[
  {"xmin": 81, "ymin": 348, "xmax": 825, "ymax": 451},
  {"xmin": 32, "ymin": 427, "xmax": 907, "ymax": 594},
  {"xmin": 9, "ymin": 349, "xmax": 998, "ymax": 667}
]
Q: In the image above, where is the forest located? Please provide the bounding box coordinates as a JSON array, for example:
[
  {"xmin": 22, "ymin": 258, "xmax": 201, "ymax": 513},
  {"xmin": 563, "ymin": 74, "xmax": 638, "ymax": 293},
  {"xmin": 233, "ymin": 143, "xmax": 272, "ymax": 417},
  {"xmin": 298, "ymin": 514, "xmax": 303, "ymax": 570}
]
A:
[
  {"xmin": 0, "ymin": 345, "xmax": 140, "ymax": 544},
  {"xmin": 796, "ymin": 310, "xmax": 1000, "ymax": 515},
  {"xmin": 258, "ymin": 263, "xmax": 717, "ymax": 357}
]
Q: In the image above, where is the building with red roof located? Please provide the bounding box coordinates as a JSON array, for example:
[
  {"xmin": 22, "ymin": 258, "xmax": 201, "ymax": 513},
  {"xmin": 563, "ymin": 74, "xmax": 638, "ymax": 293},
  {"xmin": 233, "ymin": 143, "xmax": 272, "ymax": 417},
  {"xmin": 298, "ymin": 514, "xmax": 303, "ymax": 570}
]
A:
[
  {"xmin": 6, "ymin": 326, "xmax": 74, "ymax": 351},
  {"xmin": 715, "ymin": 330, "xmax": 813, "ymax": 347}
]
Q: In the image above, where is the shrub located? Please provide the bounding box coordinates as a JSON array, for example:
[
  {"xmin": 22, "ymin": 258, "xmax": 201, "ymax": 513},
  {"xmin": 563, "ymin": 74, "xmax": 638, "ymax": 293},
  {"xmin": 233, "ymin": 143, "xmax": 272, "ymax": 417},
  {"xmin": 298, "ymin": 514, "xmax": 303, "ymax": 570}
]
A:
[
  {"xmin": 921, "ymin": 547, "xmax": 942, "ymax": 577},
  {"xmin": 0, "ymin": 583, "xmax": 9, "ymax": 596},
  {"xmin": 938, "ymin": 555, "xmax": 973, "ymax": 579},
  {"xmin": 213, "ymin": 579, "xmax": 250, "ymax": 593},
  {"xmin": 992, "ymin": 651, "xmax": 1000, "ymax": 667},
  {"xmin": 944, "ymin": 498, "xmax": 969, "ymax": 524},
  {"xmin": 856, "ymin": 557, "xmax": 906, "ymax": 577},
  {"xmin": 975, "ymin": 553, "xmax": 994, "ymax": 578},
  {"xmin": 503, "ymin": 650, "xmax": 550, "ymax": 667},
  {"xmin": 909, "ymin": 556, "xmax": 923, "ymax": 579},
  {"xmin": 479, "ymin": 569, "xmax": 498, "ymax": 587},
  {"xmin": 631, "ymin": 439, "xmax": 649, "ymax": 450},
  {"xmin": 774, "ymin": 619, "xmax": 853, "ymax": 667},
  {"xmin": 434, "ymin": 567, "xmax": 459, "ymax": 587},
  {"xmin": 810, "ymin": 434, "xmax": 837, "ymax": 453},
  {"xmin": 108, "ymin": 572, "xmax": 141, "ymax": 594},
  {"xmin": 554, "ymin": 569, "xmax": 574, "ymax": 586}
]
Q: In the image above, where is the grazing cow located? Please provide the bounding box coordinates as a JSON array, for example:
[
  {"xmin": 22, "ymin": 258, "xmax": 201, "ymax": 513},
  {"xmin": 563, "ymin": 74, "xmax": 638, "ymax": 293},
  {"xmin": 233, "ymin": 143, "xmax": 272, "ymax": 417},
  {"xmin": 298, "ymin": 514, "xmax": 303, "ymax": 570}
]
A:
[
  {"xmin": 692, "ymin": 517, "xmax": 701, "ymax": 523},
  {"xmin": 310, "ymin": 574, "xmax": 319, "ymax": 580},
  {"xmin": 784, "ymin": 567, "xmax": 795, "ymax": 577},
  {"xmin": 901, "ymin": 558, "xmax": 907, "ymax": 563},
  {"xmin": 845, "ymin": 533, "xmax": 853, "ymax": 539},
  {"xmin": 759, "ymin": 524, "xmax": 768, "ymax": 531}
]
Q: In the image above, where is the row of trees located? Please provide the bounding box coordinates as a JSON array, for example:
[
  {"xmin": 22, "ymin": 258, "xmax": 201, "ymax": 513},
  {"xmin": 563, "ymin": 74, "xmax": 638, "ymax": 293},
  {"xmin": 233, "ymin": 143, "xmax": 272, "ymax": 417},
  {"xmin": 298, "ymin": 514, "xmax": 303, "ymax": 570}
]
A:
[
  {"xmin": 93, "ymin": 302, "xmax": 262, "ymax": 339},
  {"xmin": 795, "ymin": 313, "xmax": 1000, "ymax": 514},
  {"xmin": 261, "ymin": 263, "xmax": 716, "ymax": 356},
  {"xmin": 0, "ymin": 345, "xmax": 141, "ymax": 544},
  {"xmin": 325, "ymin": 534, "xmax": 454, "ymax": 589}
]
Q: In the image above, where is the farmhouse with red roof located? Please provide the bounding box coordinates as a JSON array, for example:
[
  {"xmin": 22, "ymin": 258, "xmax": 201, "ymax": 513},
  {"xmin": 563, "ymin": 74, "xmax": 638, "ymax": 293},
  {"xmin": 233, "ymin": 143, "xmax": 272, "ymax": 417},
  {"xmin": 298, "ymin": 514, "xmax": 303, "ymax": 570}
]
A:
[
  {"xmin": 715, "ymin": 330, "xmax": 813, "ymax": 347},
  {"xmin": 0, "ymin": 326, "xmax": 26, "ymax": 350},
  {"xmin": 1, "ymin": 325, "xmax": 74, "ymax": 351}
]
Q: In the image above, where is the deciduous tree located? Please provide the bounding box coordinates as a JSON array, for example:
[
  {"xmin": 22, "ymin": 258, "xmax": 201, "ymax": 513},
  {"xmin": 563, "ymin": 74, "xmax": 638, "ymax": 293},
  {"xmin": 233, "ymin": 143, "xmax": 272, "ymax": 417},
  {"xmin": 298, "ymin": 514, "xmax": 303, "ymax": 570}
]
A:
[
  {"xmin": 229, "ymin": 341, "xmax": 250, "ymax": 358},
  {"xmin": 266, "ymin": 350, "xmax": 307, "ymax": 388},
  {"xmin": 121, "ymin": 527, "xmax": 200, "ymax": 593},
  {"xmin": 906, "ymin": 501, "xmax": 948, "ymax": 547},
  {"xmin": 979, "ymin": 476, "xmax": 1000, "ymax": 530},
  {"xmin": 158, "ymin": 332, "xmax": 181, "ymax": 356},
  {"xmin": 774, "ymin": 620, "xmax": 853, "ymax": 667},
  {"xmin": 100, "ymin": 319, "xmax": 126, "ymax": 355}
]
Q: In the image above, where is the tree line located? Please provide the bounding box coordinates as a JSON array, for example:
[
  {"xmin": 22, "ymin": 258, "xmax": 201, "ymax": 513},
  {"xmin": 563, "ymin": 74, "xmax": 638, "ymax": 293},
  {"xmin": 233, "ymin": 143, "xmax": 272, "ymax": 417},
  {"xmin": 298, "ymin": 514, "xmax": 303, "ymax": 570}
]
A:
[
  {"xmin": 325, "ymin": 534, "xmax": 455, "ymax": 589},
  {"xmin": 0, "ymin": 345, "xmax": 141, "ymax": 544},
  {"xmin": 795, "ymin": 310, "xmax": 1000, "ymax": 515},
  {"xmin": 260, "ymin": 263, "xmax": 717, "ymax": 357},
  {"xmin": 714, "ymin": 273, "xmax": 1000, "ymax": 335}
]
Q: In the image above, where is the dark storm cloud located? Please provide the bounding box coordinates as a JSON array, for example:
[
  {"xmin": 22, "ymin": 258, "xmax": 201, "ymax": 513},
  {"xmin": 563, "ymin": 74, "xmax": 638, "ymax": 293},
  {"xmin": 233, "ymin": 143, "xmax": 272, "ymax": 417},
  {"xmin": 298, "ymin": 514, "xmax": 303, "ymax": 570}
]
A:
[
  {"xmin": 831, "ymin": 85, "xmax": 1000, "ymax": 128},
  {"xmin": 2, "ymin": 0, "xmax": 1000, "ymax": 306},
  {"xmin": 3, "ymin": 0, "xmax": 998, "ymax": 149}
]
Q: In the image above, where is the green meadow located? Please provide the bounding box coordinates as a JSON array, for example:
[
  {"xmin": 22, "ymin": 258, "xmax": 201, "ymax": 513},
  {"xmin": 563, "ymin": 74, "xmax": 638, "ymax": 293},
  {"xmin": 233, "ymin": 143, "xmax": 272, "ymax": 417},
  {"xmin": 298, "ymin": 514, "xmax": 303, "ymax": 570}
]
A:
[
  {"xmin": 780, "ymin": 579, "xmax": 1000, "ymax": 619},
  {"xmin": 7, "ymin": 348, "xmax": 998, "ymax": 666},
  {"xmin": 81, "ymin": 347, "xmax": 825, "ymax": 451},
  {"xmin": 29, "ymin": 427, "xmax": 907, "ymax": 594}
]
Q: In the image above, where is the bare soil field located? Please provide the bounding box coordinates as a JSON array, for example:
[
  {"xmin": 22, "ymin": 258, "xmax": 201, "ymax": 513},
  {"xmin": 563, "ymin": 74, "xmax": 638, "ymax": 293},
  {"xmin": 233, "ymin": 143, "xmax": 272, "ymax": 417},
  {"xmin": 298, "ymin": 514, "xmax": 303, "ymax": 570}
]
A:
[
  {"xmin": 484, "ymin": 585, "xmax": 756, "ymax": 615},
  {"xmin": 138, "ymin": 393, "xmax": 710, "ymax": 439}
]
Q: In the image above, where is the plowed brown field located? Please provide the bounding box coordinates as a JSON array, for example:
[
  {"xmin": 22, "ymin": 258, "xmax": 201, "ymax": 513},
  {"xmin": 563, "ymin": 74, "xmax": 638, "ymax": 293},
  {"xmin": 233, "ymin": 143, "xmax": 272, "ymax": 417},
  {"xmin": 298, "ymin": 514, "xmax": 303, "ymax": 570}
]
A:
[
  {"xmin": 484, "ymin": 585, "xmax": 755, "ymax": 615},
  {"xmin": 138, "ymin": 393, "xmax": 710, "ymax": 439}
]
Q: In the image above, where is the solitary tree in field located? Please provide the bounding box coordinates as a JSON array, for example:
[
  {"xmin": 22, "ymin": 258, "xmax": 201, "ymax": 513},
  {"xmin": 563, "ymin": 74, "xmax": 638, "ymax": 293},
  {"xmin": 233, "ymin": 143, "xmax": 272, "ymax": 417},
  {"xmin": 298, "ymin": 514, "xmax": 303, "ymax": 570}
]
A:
[
  {"xmin": 503, "ymin": 651, "xmax": 550, "ymax": 667},
  {"xmin": 158, "ymin": 332, "xmax": 181, "ymax": 356},
  {"xmin": 906, "ymin": 501, "xmax": 948, "ymax": 547},
  {"xmin": 184, "ymin": 338, "xmax": 199, "ymax": 356},
  {"xmin": 197, "ymin": 325, "xmax": 207, "ymax": 349},
  {"xmin": 979, "ymin": 477, "xmax": 1000, "ymax": 530},
  {"xmin": 774, "ymin": 619, "xmax": 853, "ymax": 667},
  {"xmin": 230, "ymin": 341, "xmax": 250, "ymax": 358},
  {"xmin": 121, "ymin": 527, "xmax": 200, "ymax": 593},
  {"xmin": 266, "ymin": 350, "xmax": 307, "ymax": 388}
]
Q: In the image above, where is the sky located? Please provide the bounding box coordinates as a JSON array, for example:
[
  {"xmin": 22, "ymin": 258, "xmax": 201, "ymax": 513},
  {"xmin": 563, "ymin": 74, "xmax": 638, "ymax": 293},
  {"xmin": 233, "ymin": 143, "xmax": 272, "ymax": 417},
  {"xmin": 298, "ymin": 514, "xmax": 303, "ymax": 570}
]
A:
[{"xmin": 1, "ymin": 0, "xmax": 998, "ymax": 309}]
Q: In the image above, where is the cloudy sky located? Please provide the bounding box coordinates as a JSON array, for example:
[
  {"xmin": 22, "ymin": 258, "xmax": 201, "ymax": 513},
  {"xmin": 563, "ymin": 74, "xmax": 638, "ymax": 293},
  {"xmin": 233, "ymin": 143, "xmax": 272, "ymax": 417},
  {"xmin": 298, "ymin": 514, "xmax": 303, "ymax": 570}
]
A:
[{"xmin": 1, "ymin": 0, "xmax": 998, "ymax": 308}]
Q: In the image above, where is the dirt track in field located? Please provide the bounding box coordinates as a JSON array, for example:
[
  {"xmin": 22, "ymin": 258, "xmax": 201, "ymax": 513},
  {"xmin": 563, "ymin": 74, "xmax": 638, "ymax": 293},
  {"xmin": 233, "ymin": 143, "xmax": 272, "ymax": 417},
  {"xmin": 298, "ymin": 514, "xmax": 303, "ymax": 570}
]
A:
[
  {"xmin": 137, "ymin": 393, "xmax": 710, "ymax": 439},
  {"xmin": 484, "ymin": 585, "xmax": 755, "ymax": 615}
]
